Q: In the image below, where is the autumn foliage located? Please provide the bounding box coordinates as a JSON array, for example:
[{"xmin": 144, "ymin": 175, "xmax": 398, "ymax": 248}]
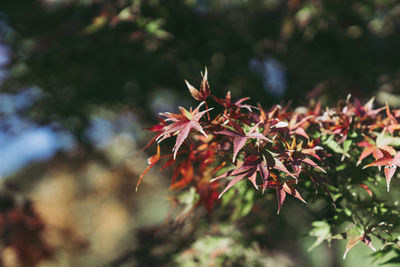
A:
[
  {"xmin": 0, "ymin": 192, "xmax": 52, "ymax": 266},
  {"xmin": 140, "ymin": 69, "xmax": 400, "ymax": 261}
]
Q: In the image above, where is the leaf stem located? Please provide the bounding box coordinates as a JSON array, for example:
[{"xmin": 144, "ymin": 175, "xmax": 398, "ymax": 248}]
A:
[{"xmin": 205, "ymin": 101, "xmax": 211, "ymax": 121}]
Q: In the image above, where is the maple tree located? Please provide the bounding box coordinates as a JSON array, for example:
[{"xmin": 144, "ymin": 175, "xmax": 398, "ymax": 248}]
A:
[{"xmin": 139, "ymin": 70, "xmax": 400, "ymax": 263}]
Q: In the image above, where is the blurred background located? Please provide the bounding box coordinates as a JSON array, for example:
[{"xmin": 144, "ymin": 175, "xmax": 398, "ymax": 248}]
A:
[{"xmin": 0, "ymin": 0, "xmax": 399, "ymax": 266}]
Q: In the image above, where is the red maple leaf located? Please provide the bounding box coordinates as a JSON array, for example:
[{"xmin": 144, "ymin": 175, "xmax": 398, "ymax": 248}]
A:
[
  {"xmin": 157, "ymin": 102, "xmax": 212, "ymax": 159},
  {"xmin": 136, "ymin": 144, "xmax": 161, "ymax": 192},
  {"xmin": 273, "ymin": 158, "xmax": 297, "ymax": 180},
  {"xmin": 211, "ymin": 156, "xmax": 270, "ymax": 198},
  {"xmin": 358, "ymin": 184, "xmax": 373, "ymax": 196},
  {"xmin": 267, "ymin": 180, "xmax": 307, "ymax": 214},
  {"xmin": 216, "ymin": 119, "xmax": 271, "ymax": 162},
  {"xmin": 353, "ymin": 97, "xmax": 384, "ymax": 119},
  {"xmin": 185, "ymin": 67, "xmax": 210, "ymax": 101},
  {"xmin": 141, "ymin": 119, "xmax": 167, "ymax": 152},
  {"xmin": 287, "ymin": 114, "xmax": 313, "ymax": 139},
  {"xmin": 356, "ymin": 134, "xmax": 396, "ymax": 166},
  {"xmin": 212, "ymin": 91, "xmax": 254, "ymax": 112},
  {"xmin": 385, "ymin": 104, "xmax": 400, "ymax": 134},
  {"xmin": 363, "ymin": 151, "xmax": 400, "ymax": 191},
  {"xmin": 170, "ymin": 155, "xmax": 194, "ymax": 189},
  {"xmin": 280, "ymin": 137, "xmax": 326, "ymax": 177}
]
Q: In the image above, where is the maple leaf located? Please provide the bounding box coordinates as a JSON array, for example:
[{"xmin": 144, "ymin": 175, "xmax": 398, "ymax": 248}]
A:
[
  {"xmin": 212, "ymin": 91, "xmax": 254, "ymax": 112},
  {"xmin": 157, "ymin": 102, "xmax": 212, "ymax": 159},
  {"xmin": 170, "ymin": 155, "xmax": 194, "ymax": 189},
  {"xmin": 302, "ymin": 144, "xmax": 323, "ymax": 161},
  {"xmin": 363, "ymin": 151, "xmax": 400, "ymax": 192},
  {"xmin": 301, "ymin": 157, "xmax": 326, "ymax": 173},
  {"xmin": 211, "ymin": 156, "xmax": 270, "ymax": 198},
  {"xmin": 216, "ymin": 120, "xmax": 271, "ymax": 162},
  {"xmin": 318, "ymin": 107, "xmax": 351, "ymax": 143},
  {"xmin": 258, "ymin": 104, "xmax": 282, "ymax": 123},
  {"xmin": 287, "ymin": 114, "xmax": 313, "ymax": 139},
  {"xmin": 343, "ymin": 234, "xmax": 376, "ymax": 259},
  {"xmin": 358, "ymin": 184, "xmax": 373, "ymax": 196},
  {"xmin": 273, "ymin": 158, "xmax": 297, "ymax": 180},
  {"xmin": 280, "ymin": 137, "xmax": 326, "ymax": 177},
  {"xmin": 356, "ymin": 133, "xmax": 396, "ymax": 166},
  {"xmin": 353, "ymin": 97, "xmax": 384, "ymax": 118},
  {"xmin": 136, "ymin": 144, "xmax": 161, "ymax": 192},
  {"xmin": 141, "ymin": 119, "xmax": 167, "ymax": 152},
  {"xmin": 267, "ymin": 180, "xmax": 307, "ymax": 214},
  {"xmin": 185, "ymin": 67, "xmax": 210, "ymax": 101},
  {"xmin": 270, "ymin": 120, "xmax": 289, "ymax": 129},
  {"xmin": 385, "ymin": 103, "xmax": 400, "ymax": 134}
]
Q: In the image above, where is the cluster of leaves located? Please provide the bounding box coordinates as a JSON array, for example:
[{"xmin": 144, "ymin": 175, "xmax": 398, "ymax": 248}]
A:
[{"xmin": 140, "ymin": 70, "xmax": 400, "ymax": 262}]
